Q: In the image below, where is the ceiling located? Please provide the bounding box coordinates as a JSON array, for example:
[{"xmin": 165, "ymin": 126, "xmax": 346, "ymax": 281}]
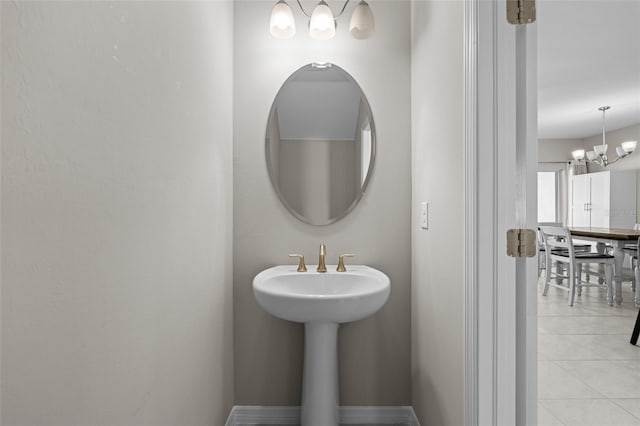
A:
[{"xmin": 537, "ymin": 0, "xmax": 640, "ymax": 139}]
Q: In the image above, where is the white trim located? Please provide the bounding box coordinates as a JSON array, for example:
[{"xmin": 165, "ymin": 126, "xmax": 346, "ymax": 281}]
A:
[
  {"xmin": 463, "ymin": 0, "xmax": 479, "ymax": 425},
  {"xmin": 515, "ymin": 19, "xmax": 539, "ymax": 426},
  {"xmin": 473, "ymin": 0, "xmax": 503, "ymax": 424},
  {"xmin": 467, "ymin": 1, "xmax": 538, "ymax": 425},
  {"xmin": 494, "ymin": 2, "xmax": 519, "ymax": 423},
  {"xmin": 225, "ymin": 406, "xmax": 300, "ymax": 425},
  {"xmin": 468, "ymin": 0, "xmax": 524, "ymax": 425},
  {"xmin": 225, "ymin": 405, "xmax": 420, "ymax": 426}
]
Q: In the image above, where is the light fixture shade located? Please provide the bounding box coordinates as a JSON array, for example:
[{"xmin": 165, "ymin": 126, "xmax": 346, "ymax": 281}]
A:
[
  {"xmin": 310, "ymin": 1, "xmax": 336, "ymax": 40},
  {"xmin": 621, "ymin": 140, "xmax": 638, "ymax": 154},
  {"xmin": 593, "ymin": 144, "xmax": 608, "ymax": 156},
  {"xmin": 270, "ymin": 0, "xmax": 296, "ymax": 39},
  {"xmin": 586, "ymin": 150, "xmax": 597, "ymax": 161},
  {"xmin": 571, "ymin": 149, "xmax": 585, "ymax": 161},
  {"xmin": 616, "ymin": 146, "xmax": 628, "ymax": 158},
  {"xmin": 349, "ymin": 1, "xmax": 375, "ymax": 39}
]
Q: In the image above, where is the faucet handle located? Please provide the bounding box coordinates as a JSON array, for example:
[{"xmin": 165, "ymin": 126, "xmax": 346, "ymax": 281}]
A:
[
  {"xmin": 317, "ymin": 244, "xmax": 327, "ymax": 273},
  {"xmin": 336, "ymin": 254, "xmax": 355, "ymax": 272},
  {"xmin": 289, "ymin": 254, "xmax": 307, "ymax": 272}
]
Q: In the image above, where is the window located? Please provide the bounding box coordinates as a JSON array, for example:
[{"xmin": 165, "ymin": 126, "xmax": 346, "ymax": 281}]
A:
[{"xmin": 537, "ymin": 171, "xmax": 558, "ymax": 222}]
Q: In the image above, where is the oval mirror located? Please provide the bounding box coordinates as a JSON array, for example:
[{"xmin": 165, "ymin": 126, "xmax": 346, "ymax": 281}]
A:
[{"xmin": 266, "ymin": 63, "xmax": 376, "ymax": 225}]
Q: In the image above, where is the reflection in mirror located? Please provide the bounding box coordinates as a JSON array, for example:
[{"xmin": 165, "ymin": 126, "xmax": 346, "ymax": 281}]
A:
[{"xmin": 266, "ymin": 63, "xmax": 376, "ymax": 225}]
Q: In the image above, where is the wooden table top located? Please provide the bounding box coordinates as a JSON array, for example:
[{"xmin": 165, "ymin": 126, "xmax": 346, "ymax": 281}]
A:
[{"xmin": 569, "ymin": 227, "xmax": 640, "ymax": 241}]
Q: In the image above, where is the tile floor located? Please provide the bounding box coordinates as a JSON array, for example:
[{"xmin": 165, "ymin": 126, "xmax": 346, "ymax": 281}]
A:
[{"xmin": 538, "ymin": 274, "xmax": 640, "ymax": 425}]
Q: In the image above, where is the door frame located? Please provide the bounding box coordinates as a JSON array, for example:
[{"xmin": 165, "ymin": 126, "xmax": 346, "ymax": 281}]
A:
[{"xmin": 464, "ymin": 1, "xmax": 538, "ymax": 425}]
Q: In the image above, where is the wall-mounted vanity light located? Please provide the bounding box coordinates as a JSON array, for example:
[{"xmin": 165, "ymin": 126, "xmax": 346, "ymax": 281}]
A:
[{"xmin": 270, "ymin": 0, "xmax": 375, "ymax": 40}]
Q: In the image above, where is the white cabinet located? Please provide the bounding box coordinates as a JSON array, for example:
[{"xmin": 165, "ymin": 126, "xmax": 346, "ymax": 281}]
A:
[
  {"xmin": 572, "ymin": 173, "xmax": 592, "ymax": 226},
  {"xmin": 571, "ymin": 170, "xmax": 636, "ymax": 228}
]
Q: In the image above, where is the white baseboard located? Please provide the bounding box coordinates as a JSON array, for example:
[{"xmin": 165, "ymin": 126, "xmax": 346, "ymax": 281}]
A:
[
  {"xmin": 225, "ymin": 406, "xmax": 299, "ymax": 425},
  {"xmin": 225, "ymin": 405, "xmax": 420, "ymax": 425}
]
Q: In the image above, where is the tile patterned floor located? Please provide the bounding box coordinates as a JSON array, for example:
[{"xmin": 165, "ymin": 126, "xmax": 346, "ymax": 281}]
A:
[{"xmin": 538, "ymin": 275, "xmax": 640, "ymax": 425}]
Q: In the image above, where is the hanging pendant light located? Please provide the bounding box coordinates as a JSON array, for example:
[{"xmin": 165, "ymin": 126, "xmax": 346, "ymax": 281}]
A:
[
  {"xmin": 349, "ymin": 0, "xmax": 375, "ymax": 39},
  {"xmin": 269, "ymin": 0, "xmax": 374, "ymax": 40},
  {"xmin": 309, "ymin": 0, "xmax": 336, "ymax": 40},
  {"xmin": 571, "ymin": 149, "xmax": 585, "ymax": 161},
  {"xmin": 571, "ymin": 106, "xmax": 638, "ymax": 167},
  {"xmin": 619, "ymin": 140, "xmax": 638, "ymax": 158},
  {"xmin": 270, "ymin": 0, "xmax": 296, "ymax": 39},
  {"xmin": 593, "ymin": 106, "xmax": 610, "ymax": 161}
]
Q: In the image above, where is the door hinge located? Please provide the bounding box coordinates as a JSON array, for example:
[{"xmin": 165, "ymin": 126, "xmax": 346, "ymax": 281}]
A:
[
  {"xmin": 507, "ymin": 0, "xmax": 536, "ymax": 25},
  {"xmin": 506, "ymin": 228, "xmax": 537, "ymax": 258}
]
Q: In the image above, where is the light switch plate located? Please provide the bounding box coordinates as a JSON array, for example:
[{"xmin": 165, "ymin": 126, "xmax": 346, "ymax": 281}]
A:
[{"xmin": 420, "ymin": 202, "xmax": 428, "ymax": 229}]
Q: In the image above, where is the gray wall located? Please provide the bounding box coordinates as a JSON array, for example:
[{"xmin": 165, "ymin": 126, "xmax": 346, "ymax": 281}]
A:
[
  {"xmin": 538, "ymin": 138, "xmax": 585, "ymax": 163},
  {"xmin": 411, "ymin": 1, "xmax": 465, "ymax": 425},
  {"xmin": 1, "ymin": 2, "xmax": 234, "ymax": 425},
  {"xmin": 233, "ymin": 0, "xmax": 412, "ymax": 406}
]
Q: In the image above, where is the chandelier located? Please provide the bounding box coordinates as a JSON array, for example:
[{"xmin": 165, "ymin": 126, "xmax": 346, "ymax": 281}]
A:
[
  {"xmin": 270, "ymin": 0, "xmax": 375, "ymax": 41},
  {"xmin": 571, "ymin": 106, "xmax": 638, "ymax": 167}
]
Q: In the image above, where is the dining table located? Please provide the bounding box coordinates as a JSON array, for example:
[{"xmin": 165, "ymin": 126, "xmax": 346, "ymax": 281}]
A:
[{"xmin": 569, "ymin": 227, "xmax": 640, "ymax": 307}]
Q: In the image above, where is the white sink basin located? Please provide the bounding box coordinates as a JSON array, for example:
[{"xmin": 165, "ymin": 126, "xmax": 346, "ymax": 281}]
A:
[
  {"xmin": 253, "ymin": 265, "xmax": 390, "ymax": 323},
  {"xmin": 253, "ymin": 264, "xmax": 390, "ymax": 426}
]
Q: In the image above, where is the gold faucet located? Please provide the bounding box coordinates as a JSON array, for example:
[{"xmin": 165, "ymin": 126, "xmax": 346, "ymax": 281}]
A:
[
  {"xmin": 289, "ymin": 254, "xmax": 307, "ymax": 272},
  {"xmin": 317, "ymin": 244, "xmax": 327, "ymax": 272},
  {"xmin": 336, "ymin": 254, "xmax": 355, "ymax": 272}
]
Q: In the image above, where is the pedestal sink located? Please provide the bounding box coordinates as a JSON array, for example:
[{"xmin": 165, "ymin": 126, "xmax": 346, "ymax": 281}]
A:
[{"xmin": 253, "ymin": 265, "xmax": 390, "ymax": 426}]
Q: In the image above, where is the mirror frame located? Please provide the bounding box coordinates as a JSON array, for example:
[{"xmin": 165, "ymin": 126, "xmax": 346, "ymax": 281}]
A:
[{"xmin": 265, "ymin": 63, "xmax": 377, "ymax": 226}]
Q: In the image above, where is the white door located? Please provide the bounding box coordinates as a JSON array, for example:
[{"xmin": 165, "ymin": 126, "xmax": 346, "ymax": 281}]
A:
[
  {"xmin": 465, "ymin": 0, "xmax": 538, "ymax": 425},
  {"xmin": 572, "ymin": 174, "xmax": 592, "ymax": 226}
]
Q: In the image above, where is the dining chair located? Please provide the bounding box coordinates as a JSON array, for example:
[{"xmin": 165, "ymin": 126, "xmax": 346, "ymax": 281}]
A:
[
  {"xmin": 635, "ymin": 237, "xmax": 640, "ymax": 307},
  {"xmin": 623, "ymin": 224, "xmax": 640, "ymax": 252},
  {"xmin": 632, "ymin": 308, "xmax": 640, "ymax": 345},
  {"xmin": 538, "ymin": 222, "xmax": 565, "ymax": 279},
  {"xmin": 624, "ymin": 237, "xmax": 640, "ymax": 307},
  {"xmin": 537, "ymin": 222, "xmax": 562, "ymax": 278},
  {"xmin": 631, "ymin": 237, "xmax": 640, "ymax": 345},
  {"xmin": 623, "ymin": 230, "xmax": 640, "ymax": 294},
  {"xmin": 539, "ymin": 225, "xmax": 614, "ymax": 306},
  {"xmin": 537, "ymin": 222, "xmax": 592, "ymax": 281}
]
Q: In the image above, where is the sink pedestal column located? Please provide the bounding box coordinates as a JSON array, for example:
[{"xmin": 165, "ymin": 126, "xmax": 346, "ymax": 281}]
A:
[{"xmin": 301, "ymin": 322, "xmax": 339, "ymax": 426}]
